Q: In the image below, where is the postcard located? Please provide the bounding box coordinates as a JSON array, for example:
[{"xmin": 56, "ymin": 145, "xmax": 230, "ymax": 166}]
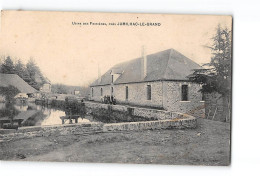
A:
[{"xmin": 0, "ymin": 11, "xmax": 232, "ymax": 165}]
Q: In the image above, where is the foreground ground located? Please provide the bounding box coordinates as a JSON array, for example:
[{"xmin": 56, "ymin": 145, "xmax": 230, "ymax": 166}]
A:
[{"xmin": 0, "ymin": 118, "xmax": 230, "ymax": 166}]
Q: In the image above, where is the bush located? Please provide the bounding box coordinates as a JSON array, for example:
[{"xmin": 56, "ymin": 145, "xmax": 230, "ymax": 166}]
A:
[{"xmin": 0, "ymin": 85, "xmax": 20, "ymax": 103}]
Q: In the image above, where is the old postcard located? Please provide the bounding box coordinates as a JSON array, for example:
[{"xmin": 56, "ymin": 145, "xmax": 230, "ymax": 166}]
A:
[{"xmin": 0, "ymin": 11, "xmax": 232, "ymax": 166}]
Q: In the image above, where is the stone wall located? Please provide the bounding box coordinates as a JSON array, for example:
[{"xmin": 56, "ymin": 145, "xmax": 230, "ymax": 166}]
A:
[
  {"xmin": 132, "ymin": 107, "xmax": 178, "ymax": 120},
  {"xmin": 91, "ymin": 81, "xmax": 164, "ymax": 109},
  {"xmin": 162, "ymin": 81, "xmax": 205, "ymax": 118},
  {"xmin": 90, "ymin": 80, "xmax": 205, "ymax": 118},
  {"xmin": 0, "ymin": 122, "xmax": 103, "ymax": 141},
  {"xmin": 0, "ymin": 115, "xmax": 196, "ymax": 141},
  {"xmin": 83, "ymin": 101, "xmax": 203, "ymax": 124},
  {"xmin": 103, "ymin": 117, "xmax": 197, "ymax": 131},
  {"xmin": 204, "ymin": 92, "xmax": 230, "ymax": 122},
  {"xmin": 84, "ymin": 101, "xmax": 178, "ymax": 123}
]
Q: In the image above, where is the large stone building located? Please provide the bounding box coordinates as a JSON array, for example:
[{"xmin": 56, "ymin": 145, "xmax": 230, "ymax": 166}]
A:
[{"xmin": 90, "ymin": 48, "xmax": 205, "ymax": 117}]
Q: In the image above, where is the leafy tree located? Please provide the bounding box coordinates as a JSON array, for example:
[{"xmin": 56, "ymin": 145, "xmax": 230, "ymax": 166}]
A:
[
  {"xmin": 0, "ymin": 56, "xmax": 15, "ymax": 74},
  {"xmin": 0, "ymin": 86, "xmax": 21, "ymax": 120},
  {"xmin": 52, "ymin": 84, "xmax": 68, "ymax": 94},
  {"xmin": 26, "ymin": 58, "xmax": 47, "ymax": 90},
  {"xmin": 14, "ymin": 59, "xmax": 26, "ymax": 79},
  {"xmin": 0, "ymin": 56, "xmax": 49, "ymax": 91},
  {"xmin": 26, "ymin": 58, "xmax": 38, "ymax": 81},
  {"xmin": 0, "ymin": 85, "xmax": 20, "ymax": 103},
  {"xmin": 189, "ymin": 25, "xmax": 231, "ymax": 96},
  {"xmin": 189, "ymin": 25, "xmax": 232, "ymax": 120}
]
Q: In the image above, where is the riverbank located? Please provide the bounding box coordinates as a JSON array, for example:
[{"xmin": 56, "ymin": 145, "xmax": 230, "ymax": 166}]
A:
[{"xmin": 0, "ymin": 118, "xmax": 230, "ymax": 165}]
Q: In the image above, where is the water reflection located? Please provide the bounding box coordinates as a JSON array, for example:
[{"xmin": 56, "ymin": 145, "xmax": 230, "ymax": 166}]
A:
[{"xmin": 0, "ymin": 102, "xmax": 93, "ymax": 128}]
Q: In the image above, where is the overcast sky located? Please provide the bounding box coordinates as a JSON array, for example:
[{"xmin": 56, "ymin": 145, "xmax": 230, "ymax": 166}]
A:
[{"xmin": 0, "ymin": 11, "xmax": 232, "ymax": 86}]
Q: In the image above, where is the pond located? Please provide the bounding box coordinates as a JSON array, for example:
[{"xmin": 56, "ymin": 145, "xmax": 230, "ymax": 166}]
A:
[{"xmin": 0, "ymin": 102, "xmax": 95, "ymax": 128}]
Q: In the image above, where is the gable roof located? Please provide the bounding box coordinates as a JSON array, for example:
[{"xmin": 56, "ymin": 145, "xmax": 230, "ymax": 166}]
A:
[
  {"xmin": 90, "ymin": 48, "xmax": 202, "ymax": 86},
  {"xmin": 0, "ymin": 73, "xmax": 36, "ymax": 93}
]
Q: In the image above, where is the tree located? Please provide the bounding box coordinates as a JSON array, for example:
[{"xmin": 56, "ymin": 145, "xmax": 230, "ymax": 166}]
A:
[
  {"xmin": 14, "ymin": 59, "xmax": 26, "ymax": 79},
  {"xmin": 0, "ymin": 56, "xmax": 49, "ymax": 91},
  {"xmin": 0, "ymin": 56, "xmax": 15, "ymax": 74},
  {"xmin": 52, "ymin": 84, "xmax": 68, "ymax": 94},
  {"xmin": 26, "ymin": 58, "xmax": 38, "ymax": 80},
  {"xmin": 189, "ymin": 25, "xmax": 232, "ymax": 120},
  {"xmin": 26, "ymin": 58, "xmax": 47, "ymax": 90}
]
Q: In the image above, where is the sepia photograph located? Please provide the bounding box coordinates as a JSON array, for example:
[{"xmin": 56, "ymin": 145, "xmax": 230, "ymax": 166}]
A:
[{"xmin": 0, "ymin": 11, "xmax": 232, "ymax": 166}]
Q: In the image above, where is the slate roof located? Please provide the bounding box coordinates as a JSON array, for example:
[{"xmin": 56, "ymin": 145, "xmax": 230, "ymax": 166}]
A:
[
  {"xmin": 0, "ymin": 73, "xmax": 36, "ymax": 93},
  {"xmin": 90, "ymin": 48, "xmax": 202, "ymax": 86}
]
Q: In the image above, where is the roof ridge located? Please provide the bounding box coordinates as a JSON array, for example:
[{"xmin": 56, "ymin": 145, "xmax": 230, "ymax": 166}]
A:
[
  {"xmin": 162, "ymin": 48, "xmax": 173, "ymax": 79},
  {"xmin": 90, "ymin": 48, "xmax": 202, "ymax": 86},
  {"xmin": 113, "ymin": 48, "xmax": 173, "ymax": 68}
]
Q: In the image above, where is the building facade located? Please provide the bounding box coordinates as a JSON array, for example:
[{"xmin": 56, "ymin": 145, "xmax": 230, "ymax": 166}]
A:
[
  {"xmin": 40, "ymin": 83, "xmax": 51, "ymax": 93},
  {"xmin": 90, "ymin": 48, "xmax": 205, "ymax": 117}
]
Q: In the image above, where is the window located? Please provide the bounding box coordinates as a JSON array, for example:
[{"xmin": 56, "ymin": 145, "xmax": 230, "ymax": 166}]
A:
[
  {"xmin": 111, "ymin": 87, "xmax": 114, "ymax": 94},
  {"xmin": 91, "ymin": 88, "xmax": 94, "ymax": 97},
  {"xmin": 112, "ymin": 75, "xmax": 114, "ymax": 83},
  {"xmin": 181, "ymin": 85, "xmax": 188, "ymax": 101},
  {"xmin": 125, "ymin": 86, "xmax": 128, "ymax": 100},
  {"xmin": 101, "ymin": 88, "xmax": 103, "ymax": 96},
  {"xmin": 202, "ymin": 92, "xmax": 205, "ymax": 101},
  {"xmin": 147, "ymin": 85, "xmax": 151, "ymax": 100}
]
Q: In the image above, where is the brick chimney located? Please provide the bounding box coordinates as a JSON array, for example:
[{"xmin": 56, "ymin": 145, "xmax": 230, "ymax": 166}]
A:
[{"xmin": 141, "ymin": 45, "xmax": 147, "ymax": 80}]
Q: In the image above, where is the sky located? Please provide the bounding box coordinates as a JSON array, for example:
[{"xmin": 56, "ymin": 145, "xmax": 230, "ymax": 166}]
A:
[{"xmin": 0, "ymin": 11, "xmax": 232, "ymax": 86}]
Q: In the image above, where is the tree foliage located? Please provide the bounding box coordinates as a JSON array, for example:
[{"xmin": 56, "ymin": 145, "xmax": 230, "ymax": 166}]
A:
[
  {"xmin": 189, "ymin": 25, "xmax": 232, "ymax": 97},
  {"xmin": 52, "ymin": 84, "xmax": 68, "ymax": 94},
  {"xmin": 1, "ymin": 56, "xmax": 15, "ymax": 74},
  {"xmin": 0, "ymin": 56, "xmax": 49, "ymax": 90},
  {"xmin": 0, "ymin": 85, "xmax": 20, "ymax": 103}
]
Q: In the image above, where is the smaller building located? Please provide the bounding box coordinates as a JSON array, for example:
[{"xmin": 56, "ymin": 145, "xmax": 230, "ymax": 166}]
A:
[
  {"xmin": 74, "ymin": 90, "xmax": 80, "ymax": 96},
  {"xmin": 40, "ymin": 83, "xmax": 51, "ymax": 93},
  {"xmin": 0, "ymin": 73, "xmax": 37, "ymax": 101}
]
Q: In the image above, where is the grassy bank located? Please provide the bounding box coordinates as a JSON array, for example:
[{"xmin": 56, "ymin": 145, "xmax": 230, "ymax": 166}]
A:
[{"xmin": 0, "ymin": 118, "xmax": 230, "ymax": 165}]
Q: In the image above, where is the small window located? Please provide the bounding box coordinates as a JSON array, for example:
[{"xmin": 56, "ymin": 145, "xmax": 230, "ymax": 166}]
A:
[
  {"xmin": 202, "ymin": 92, "xmax": 205, "ymax": 101},
  {"xmin": 125, "ymin": 86, "xmax": 128, "ymax": 100},
  {"xmin": 91, "ymin": 88, "xmax": 94, "ymax": 97},
  {"xmin": 101, "ymin": 88, "xmax": 103, "ymax": 96},
  {"xmin": 181, "ymin": 85, "xmax": 188, "ymax": 101},
  {"xmin": 147, "ymin": 85, "xmax": 151, "ymax": 100},
  {"xmin": 111, "ymin": 87, "xmax": 114, "ymax": 94}
]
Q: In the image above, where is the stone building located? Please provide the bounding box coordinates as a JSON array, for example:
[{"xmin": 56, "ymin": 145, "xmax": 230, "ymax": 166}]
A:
[
  {"xmin": 0, "ymin": 73, "xmax": 36, "ymax": 102},
  {"xmin": 39, "ymin": 83, "xmax": 51, "ymax": 93},
  {"xmin": 90, "ymin": 48, "xmax": 205, "ymax": 117},
  {"xmin": 34, "ymin": 72, "xmax": 52, "ymax": 93}
]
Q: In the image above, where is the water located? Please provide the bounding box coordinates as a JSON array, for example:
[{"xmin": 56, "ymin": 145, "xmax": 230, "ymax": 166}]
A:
[{"xmin": 0, "ymin": 103, "xmax": 93, "ymax": 128}]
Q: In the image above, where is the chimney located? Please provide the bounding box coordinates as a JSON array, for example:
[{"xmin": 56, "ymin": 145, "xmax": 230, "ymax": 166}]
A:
[
  {"xmin": 141, "ymin": 45, "xmax": 147, "ymax": 79},
  {"xmin": 98, "ymin": 64, "xmax": 101, "ymax": 83}
]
